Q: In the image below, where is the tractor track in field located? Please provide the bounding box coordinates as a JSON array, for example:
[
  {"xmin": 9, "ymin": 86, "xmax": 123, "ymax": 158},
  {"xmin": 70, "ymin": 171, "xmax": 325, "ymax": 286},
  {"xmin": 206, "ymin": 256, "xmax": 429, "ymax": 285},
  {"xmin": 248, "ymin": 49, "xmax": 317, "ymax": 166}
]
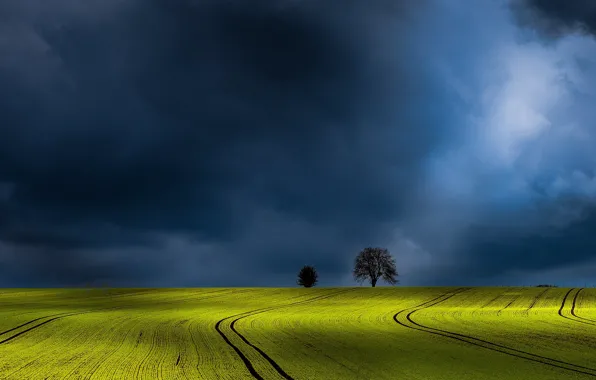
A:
[
  {"xmin": 59, "ymin": 289, "xmax": 254, "ymax": 380},
  {"xmin": 496, "ymin": 294, "xmax": 521, "ymax": 316},
  {"xmin": 0, "ymin": 290, "xmax": 162, "ymax": 341},
  {"xmin": 0, "ymin": 312, "xmax": 74, "ymax": 338},
  {"xmin": 216, "ymin": 288, "xmax": 354, "ymax": 380},
  {"xmin": 480, "ymin": 294, "xmax": 504, "ymax": 309},
  {"xmin": 497, "ymin": 289, "xmax": 521, "ymax": 316},
  {"xmin": 394, "ymin": 288, "xmax": 596, "ymax": 378},
  {"xmin": 1, "ymin": 289, "xmax": 246, "ymax": 379},
  {"xmin": 471, "ymin": 293, "xmax": 507, "ymax": 317},
  {"xmin": 88, "ymin": 289, "xmax": 247, "ymax": 380},
  {"xmin": 571, "ymin": 288, "xmax": 596, "ymax": 324},
  {"xmin": 558, "ymin": 288, "xmax": 596, "ymax": 327},
  {"xmin": 0, "ymin": 310, "xmax": 95, "ymax": 345},
  {"xmin": 0, "ymin": 289, "xmax": 240, "ymax": 348},
  {"xmin": 129, "ymin": 290, "xmax": 245, "ymax": 380},
  {"xmin": 526, "ymin": 288, "xmax": 550, "ymax": 314},
  {"xmin": 0, "ymin": 304, "xmax": 139, "ymax": 346}
]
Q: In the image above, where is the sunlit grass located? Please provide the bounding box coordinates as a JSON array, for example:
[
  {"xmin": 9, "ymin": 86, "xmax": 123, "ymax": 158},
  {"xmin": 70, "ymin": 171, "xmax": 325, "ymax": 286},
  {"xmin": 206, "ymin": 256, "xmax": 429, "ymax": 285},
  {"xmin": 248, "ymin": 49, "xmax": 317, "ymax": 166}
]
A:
[{"xmin": 0, "ymin": 287, "xmax": 594, "ymax": 379}]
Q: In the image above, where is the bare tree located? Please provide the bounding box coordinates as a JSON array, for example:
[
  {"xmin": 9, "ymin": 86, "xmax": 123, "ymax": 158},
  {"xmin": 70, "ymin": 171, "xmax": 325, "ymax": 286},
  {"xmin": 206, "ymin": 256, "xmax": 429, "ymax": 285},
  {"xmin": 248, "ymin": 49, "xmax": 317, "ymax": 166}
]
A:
[
  {"xmin": 353, "ymin": 247, "xmax": 398, "ymax": 287},
  {"xmin": 297, "ymin": 265, "xmax": 318, "ymax": 288}
]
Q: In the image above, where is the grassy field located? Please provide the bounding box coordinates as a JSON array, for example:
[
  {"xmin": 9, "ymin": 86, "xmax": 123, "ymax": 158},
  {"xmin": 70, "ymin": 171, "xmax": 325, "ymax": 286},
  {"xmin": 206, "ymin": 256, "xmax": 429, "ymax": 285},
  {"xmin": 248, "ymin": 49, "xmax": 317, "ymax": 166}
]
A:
[{"xmin": 0, "ymin": 287, "xmax": 594, "ymax": 379}]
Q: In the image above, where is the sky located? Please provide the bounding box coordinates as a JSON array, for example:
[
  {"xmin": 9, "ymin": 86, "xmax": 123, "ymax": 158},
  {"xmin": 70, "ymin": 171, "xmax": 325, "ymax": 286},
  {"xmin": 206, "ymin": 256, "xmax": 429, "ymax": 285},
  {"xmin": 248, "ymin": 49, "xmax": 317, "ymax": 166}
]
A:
[{"xmin": 1, "ymin": 0, "xmax": 596, "ymax": 287}]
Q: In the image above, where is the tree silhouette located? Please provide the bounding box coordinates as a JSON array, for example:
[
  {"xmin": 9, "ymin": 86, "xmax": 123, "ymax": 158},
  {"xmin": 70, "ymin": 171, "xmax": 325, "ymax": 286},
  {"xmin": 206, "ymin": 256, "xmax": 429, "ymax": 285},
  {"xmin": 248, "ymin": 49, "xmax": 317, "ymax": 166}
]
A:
[
  {"xmin": 353, "ymin": 247, "xmax": 398, "ymax": 287},
  {"xmin": 297, "ymin": 265, "xmax": 318, "ymax": 288}
]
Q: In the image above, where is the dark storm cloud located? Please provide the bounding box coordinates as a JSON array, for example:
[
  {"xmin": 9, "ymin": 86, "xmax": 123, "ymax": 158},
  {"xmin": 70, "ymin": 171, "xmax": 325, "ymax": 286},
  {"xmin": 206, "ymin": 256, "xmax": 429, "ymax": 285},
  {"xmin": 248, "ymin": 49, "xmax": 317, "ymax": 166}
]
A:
[
  {"xmin": 442, "ymin": 204, "xmax": 596, "ymax": 283},
  {"xmin": 4, "ymin": 0, "xmax": 595, "ymax": 287},
  {"xmin": 0, "ymin": 0, "xmax": 447, "ymax": 285},
  {"xmin": 512, "ymin": 0, "xmax": 596, "ymax": 37}
]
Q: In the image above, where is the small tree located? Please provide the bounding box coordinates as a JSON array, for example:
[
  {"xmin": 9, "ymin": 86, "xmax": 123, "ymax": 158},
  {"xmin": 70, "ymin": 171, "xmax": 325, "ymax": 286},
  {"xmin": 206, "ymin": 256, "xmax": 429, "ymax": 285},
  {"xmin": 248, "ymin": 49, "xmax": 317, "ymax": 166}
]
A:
[
  {"xmin": 297, "ymin": 265, "xmax": 318, "ymax": 288},
  {"xmin": 353, "ymin": 247, "xmax": 398, "ymax": 287}
]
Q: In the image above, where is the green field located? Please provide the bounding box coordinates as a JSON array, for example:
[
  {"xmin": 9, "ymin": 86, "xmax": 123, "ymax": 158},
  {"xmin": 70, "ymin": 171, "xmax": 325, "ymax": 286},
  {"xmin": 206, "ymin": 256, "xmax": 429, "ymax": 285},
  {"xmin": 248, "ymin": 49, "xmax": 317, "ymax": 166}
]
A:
[{"xmin": 0, "ymin": 287, "xmax": 595, "ymax": 379}]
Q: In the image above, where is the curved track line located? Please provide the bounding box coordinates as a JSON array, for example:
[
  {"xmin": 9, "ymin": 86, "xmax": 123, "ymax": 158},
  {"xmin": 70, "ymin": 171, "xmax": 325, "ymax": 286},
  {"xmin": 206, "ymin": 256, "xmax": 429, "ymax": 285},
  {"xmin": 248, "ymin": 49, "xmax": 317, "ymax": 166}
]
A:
[
  {"xmin": 0, "ymin": 289, "xmax": 234, "ymax": 346},
  {"xmin": 68, "ymin": 289, "xmax": 251, "ymax": 380},
  {"xmin": 394, "ymin": 288, "xmax": 596, "ymax": 377},
  {"xmin": 214, "ymin": 290, "xmax": 310, "ymax": 380},
  {"xmin": 0, "ymin": 310, "xmax": 92, "ymax": 345},
  {"xmin": 216, "ymin": 289, "xmax": 354, "ymax": 380},
  {"xmin": 215, "ymin": 318, "xmax": 264, "ymax": 380},
  {"xmin": 214, "ymin": 292, "xmax": 314, "ymax": 380},
  {"xmin": 558, "ymin": 288, "xmax": 596, "ymax": 327},
  {"xmin": 0, "ymin": 289, "xmax": 166, "ymax": 338},
  {"xmin": 0, "ymin": 312, "xmax": 73, "ymax": 337},
  {"xmin": 571, "ymin": 288, "xmax": 596, "ymax": 325},
  {"xmin": 526, "ymin": 288, "xmax": 550, "ymax": 313},
  {"xmin": 472, "ymin": 292, "xmax": 504, "ymax": 317},
  {"xmin": 0, "ymin": 290, "xmax": 161, "ymax": 337},
  {"xmin": 406, "ymin": 294, "xmax": 596, "ymax": 371},
  {"xmin": 8, "ymin": 290, "xmax": 228, "ymax": 379},
  {"xmin": 0, "ymin": 306, "xmax": 129, "ymax": 346},
  {"xmin": 480, "ymin": 294, "xmax": 504, "ymax": 309},
  {"xmin": 496, "ymin": 294, "xmax": 520, "ymax": 316},
  {"xmin": 230, "ymin": 289, "xmax": 355, "ymax": 380}
]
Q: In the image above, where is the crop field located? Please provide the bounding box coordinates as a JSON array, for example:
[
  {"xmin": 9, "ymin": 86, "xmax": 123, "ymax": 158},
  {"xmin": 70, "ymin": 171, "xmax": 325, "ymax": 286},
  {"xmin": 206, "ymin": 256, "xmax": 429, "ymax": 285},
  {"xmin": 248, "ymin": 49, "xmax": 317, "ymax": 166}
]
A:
[{"xmin": 0, "ymin": 287, "xmax": 595, "ymax": 380}]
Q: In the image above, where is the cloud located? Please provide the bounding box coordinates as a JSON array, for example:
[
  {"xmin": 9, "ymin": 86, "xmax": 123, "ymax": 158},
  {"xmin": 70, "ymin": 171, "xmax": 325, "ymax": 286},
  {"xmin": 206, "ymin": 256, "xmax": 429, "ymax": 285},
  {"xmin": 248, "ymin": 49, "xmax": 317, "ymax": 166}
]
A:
[
  {"xmin": 511, "ymin": 0, "xmax": 596, "ymax": 37},
  {"xmin": 1, "ymin": 0, "xmax": 596, "ymax": 287},
  {"xmin": 388, "ymin": 0, "xmax": 596, "ymax": 285},
  {"xmin": 0, "ymin": 0, "xmax": 451, "ymax": 286}
]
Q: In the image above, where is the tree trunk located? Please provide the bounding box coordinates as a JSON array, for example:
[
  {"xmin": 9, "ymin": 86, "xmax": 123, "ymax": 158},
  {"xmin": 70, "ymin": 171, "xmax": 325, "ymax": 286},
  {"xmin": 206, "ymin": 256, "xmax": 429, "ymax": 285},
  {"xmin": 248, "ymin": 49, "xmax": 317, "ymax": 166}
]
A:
[{"xmin": 371, "ymin": 278, "xmax": 377, "ymax": 287}]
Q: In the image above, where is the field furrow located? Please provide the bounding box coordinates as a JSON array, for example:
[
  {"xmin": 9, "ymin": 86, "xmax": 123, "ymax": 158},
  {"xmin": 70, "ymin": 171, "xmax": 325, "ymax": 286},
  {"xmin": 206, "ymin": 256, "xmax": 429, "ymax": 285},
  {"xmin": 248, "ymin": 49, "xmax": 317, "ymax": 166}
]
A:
[
  {"xmin": 395, "ymin": 289, "xmax": 596, "ymax": 378},
  {"xmin": 0, "ymin": 287, "xmax": 594, "ymax": 379}
]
